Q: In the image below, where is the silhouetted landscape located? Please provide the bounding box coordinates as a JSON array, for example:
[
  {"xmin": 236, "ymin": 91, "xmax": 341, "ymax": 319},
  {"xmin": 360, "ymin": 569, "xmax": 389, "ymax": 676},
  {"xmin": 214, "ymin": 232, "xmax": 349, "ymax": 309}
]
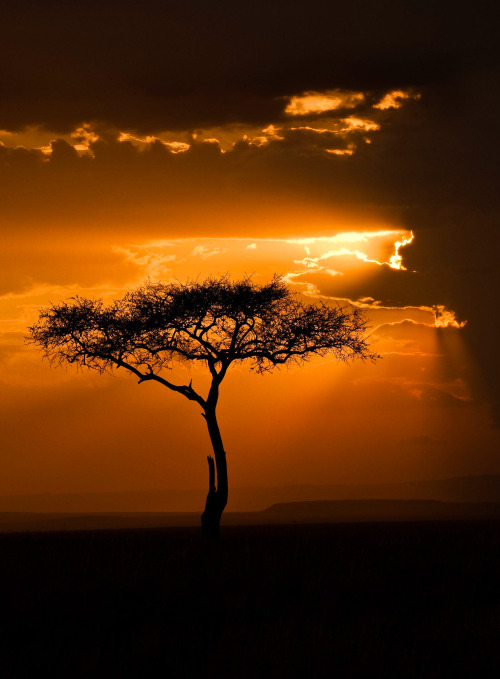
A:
[
  {"xmin": 1, "ymin": 473, "xmax": 499, "ymax": 513},
  {"xmin": 1, "ymin": 473, "xmax": 500, "ymax": 535},
  {"xmin": 2, "ymin": 498, "xmax": 500, "ymax": 533},
  {"xmin": 1, "ymin": 520, "xmax": 499, "ymax": 677},
  {"xmin": 2, "ymin": 478, "xmax": 500, "ymax": 676}
]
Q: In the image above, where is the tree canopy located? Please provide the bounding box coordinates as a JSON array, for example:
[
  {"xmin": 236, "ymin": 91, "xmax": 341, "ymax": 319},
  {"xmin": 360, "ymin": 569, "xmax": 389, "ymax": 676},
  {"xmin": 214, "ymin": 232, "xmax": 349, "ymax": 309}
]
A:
[{"xmin": 29, "ymin": 276, "xmax": 374, "ymax": 397}]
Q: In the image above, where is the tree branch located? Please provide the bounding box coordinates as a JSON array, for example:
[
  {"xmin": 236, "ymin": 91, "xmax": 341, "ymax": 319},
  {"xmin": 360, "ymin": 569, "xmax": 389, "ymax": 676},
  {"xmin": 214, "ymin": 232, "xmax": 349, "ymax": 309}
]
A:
[{"xmin": 117, "ymin": 359, "xmax": 206, "ymax": 407}]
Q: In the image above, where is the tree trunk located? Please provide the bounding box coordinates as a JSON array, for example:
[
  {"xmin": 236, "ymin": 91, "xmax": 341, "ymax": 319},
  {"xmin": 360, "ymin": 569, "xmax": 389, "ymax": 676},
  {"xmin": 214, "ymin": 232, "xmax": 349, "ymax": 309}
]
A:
[{"xmin": 201, "ymin": 408, "xmax": 228, "ymax": 539}]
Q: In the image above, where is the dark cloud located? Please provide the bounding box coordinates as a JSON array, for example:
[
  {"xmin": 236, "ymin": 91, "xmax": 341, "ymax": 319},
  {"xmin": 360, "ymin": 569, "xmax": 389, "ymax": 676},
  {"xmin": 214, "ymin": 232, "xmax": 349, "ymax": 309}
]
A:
[
  {"xmin": 302, "ymin": 267, "xmax": 448, "ymax": 310},
  {"xmin": 1, "ymin": 0, "xmax": 496, "ymax": 132}
]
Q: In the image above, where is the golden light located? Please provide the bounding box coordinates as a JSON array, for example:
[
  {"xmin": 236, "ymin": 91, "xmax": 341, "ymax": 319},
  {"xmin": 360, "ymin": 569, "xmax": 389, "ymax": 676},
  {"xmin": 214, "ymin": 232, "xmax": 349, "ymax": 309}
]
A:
[
  {"xmin": 118, "ymin": 132, "xmax": 190, "ymax": 153},
  {"xmin": 389, "ymin": 231, "xmax": 414, "ymax": 270},
  {"xmin": 433, "ymin": 305, "xmax": 467, "ymax": 329},
  {"xmin": 341, "ymin": 117, "xmax": 380, "ymax": 132},
  {"xmin": 283, "ymin": 229, "xmax": 415, "ymax": 275},
  {"xmin": 326, "ymin": 148, "xmax": 354, "ymax": 156},
  {"xmin": 285, "ymin": 90, "xmax": 365, "ymax": 116},
  {"xmin": 374, "ymin": 90, "xmax": 420, "ymax": 110},
  {"xmin": 70, "ymin": 124, "xmax": 99, "ymax": 153}
]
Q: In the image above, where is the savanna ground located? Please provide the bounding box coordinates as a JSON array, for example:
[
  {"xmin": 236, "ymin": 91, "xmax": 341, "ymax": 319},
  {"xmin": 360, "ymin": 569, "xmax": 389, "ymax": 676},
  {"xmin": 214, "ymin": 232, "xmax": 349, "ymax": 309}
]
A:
[{"xmin": 1, "ymin": 521, "xmax": 499, "ymax": 678}]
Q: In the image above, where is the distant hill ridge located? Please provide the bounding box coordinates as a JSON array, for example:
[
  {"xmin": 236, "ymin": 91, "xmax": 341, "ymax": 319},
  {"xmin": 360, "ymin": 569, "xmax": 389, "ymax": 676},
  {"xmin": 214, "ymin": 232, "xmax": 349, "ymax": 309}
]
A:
[
  {"xmin": 1, "ymin": 474, "xmax": 500, "ymax": 513},
  {"xmin": 262, "ymin": 499, "xmax": 500, "ymax": 522},
  {"xmin": 1, "ymin": 498, "xmax": 500, "ymax": 533}
]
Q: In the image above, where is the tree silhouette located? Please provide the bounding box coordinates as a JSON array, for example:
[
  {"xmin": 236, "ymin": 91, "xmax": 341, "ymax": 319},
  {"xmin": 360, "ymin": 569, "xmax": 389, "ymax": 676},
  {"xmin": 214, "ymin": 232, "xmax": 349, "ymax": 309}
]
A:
[{"xmin": 28, "ymin": 276, "xmax": 375, "ymax": 537}]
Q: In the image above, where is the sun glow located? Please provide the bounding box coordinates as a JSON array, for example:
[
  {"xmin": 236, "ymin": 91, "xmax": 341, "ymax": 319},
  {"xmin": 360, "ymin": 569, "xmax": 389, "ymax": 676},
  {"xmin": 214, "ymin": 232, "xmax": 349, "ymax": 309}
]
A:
[
  {"xmin": 433, "ymin": 305, "xmax": 467, "ymax": 329},
  {"xmin": 285, "ymin": 230, "xmax": 415, "ymax": 273},
  {"xmin": 389, "ymin": 232, "xmax": 414, "ymax": 270}
]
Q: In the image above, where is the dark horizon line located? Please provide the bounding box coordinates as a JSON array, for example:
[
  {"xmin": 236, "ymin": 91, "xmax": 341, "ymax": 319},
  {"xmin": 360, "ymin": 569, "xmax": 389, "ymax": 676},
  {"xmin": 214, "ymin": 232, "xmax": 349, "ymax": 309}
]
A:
[{"xmin": 1, "ymin": 471, "xmax": 499, "ymax": 499}]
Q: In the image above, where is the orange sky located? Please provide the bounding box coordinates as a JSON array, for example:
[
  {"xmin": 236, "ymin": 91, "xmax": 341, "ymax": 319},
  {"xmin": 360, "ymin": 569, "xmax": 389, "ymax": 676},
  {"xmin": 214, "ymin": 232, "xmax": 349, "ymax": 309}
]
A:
[
  {"xmin": 1, "ymin": 1, "xmax": 499, "ymax": 506},
  {"xmin": 2, "ymin": 208, "xmax": 497, "ymax": 498}
]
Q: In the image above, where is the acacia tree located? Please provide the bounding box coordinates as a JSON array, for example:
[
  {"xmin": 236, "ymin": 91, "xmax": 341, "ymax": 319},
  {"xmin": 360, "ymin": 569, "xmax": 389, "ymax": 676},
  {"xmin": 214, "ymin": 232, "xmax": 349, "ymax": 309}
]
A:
[{"xmin": 28, "ymin": 276, "xmax": 375, "ymax": 537}]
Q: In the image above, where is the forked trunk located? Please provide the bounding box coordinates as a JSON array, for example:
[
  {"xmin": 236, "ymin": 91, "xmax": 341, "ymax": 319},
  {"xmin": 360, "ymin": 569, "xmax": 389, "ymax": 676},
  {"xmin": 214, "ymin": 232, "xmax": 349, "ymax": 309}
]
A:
[{"xmin": 201, "ymin": 408, "xmax": 228, "ymax": 539}]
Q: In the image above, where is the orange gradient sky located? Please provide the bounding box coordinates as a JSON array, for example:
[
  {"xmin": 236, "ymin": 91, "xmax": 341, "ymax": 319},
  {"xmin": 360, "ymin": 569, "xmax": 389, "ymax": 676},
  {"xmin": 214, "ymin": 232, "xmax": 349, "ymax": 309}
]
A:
[{"xmin": 1, "ymin": 1, "xmax": 499, "ymax": 503}]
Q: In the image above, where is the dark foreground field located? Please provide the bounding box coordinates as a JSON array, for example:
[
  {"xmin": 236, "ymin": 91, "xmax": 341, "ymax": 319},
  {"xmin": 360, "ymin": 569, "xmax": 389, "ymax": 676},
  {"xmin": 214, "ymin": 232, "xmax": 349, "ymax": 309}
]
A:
[{"xmin": 1, "ymin": 522, "xmax": 499, "ymax": 678}]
